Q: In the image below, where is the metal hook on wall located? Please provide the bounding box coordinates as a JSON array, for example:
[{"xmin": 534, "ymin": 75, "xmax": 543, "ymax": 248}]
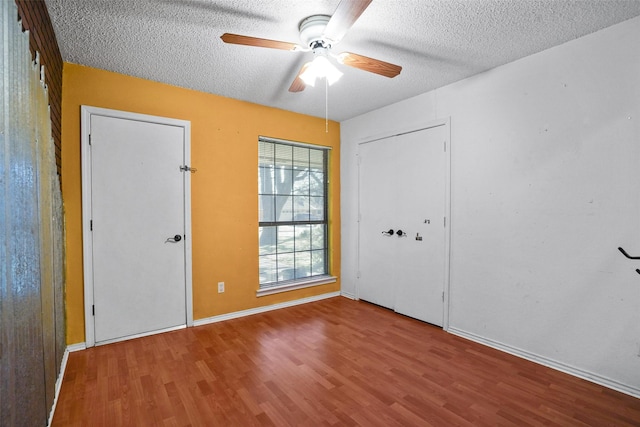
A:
[
  {"xmin": 617, "ymin": 247, "xmax": 640, "ymax": 275},
  {"xmin": 618, "ymin": 247, "xmax": 640, "ymax": 259}
]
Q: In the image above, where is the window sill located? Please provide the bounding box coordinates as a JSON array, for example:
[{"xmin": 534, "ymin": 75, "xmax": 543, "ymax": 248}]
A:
[{"xmin": 257, "ymin": 275, "xmax": 337, "ymax": 297}]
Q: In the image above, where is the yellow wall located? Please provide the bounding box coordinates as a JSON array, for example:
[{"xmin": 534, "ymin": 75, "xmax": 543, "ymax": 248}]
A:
[{"xmin": 61, "ymin": 63, "xmax": 341, "ymax": 345}]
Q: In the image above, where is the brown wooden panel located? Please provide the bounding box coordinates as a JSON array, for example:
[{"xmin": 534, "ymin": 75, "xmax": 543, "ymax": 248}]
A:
[{"xmin": 14, "ymin": 0, "xmax": 66, "ymax": 408}]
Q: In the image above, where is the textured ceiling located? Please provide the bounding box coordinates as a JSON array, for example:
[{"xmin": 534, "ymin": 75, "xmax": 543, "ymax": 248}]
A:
[{"xmin": 45, "ymin": 0, "xmax": 640, "ymax": 122}]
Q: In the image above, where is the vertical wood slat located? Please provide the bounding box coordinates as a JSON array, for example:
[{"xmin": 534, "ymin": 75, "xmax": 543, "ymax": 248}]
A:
[
  {"xmin": 35, "ymin": 50, "xmax": 59, "ymax": 420},
  {"xmin": 1, "ymin": 2, "xmax": 47, "ymax": 425},
  {"xmin": 15, "ymin": 0, "xmax": 66, "ymax": 383}
]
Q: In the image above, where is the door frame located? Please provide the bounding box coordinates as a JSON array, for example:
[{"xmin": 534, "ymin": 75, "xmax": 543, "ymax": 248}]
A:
[
  {"xmin": 80, "ymin": 105, "xmax": 194, "ymax": 347},
  {"xmin": 356, "ymin": 117, "xmax": 452, "ymax": 330}
]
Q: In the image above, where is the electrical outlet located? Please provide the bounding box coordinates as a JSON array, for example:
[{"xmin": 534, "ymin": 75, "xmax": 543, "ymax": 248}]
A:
[{"xmin": 218, "ymin": 282, "xmax": 225, "ymax": 293}]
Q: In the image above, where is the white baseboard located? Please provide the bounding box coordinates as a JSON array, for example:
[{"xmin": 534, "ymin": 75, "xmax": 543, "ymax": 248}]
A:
[
  {"xmin": 47, "ymin": 342, "xmax": 85, "ymax": 426},
  {"xmin": 340, "ymin": 291, "xmax": 356, "ymax": 300},
  {"xmin": 194, "ymin": 291, "xmax": 341, "ymax": 327},
  {"xmin": 67, "ymin": 342, "xmax": 86, "ymax": 352},
  {"xmin": 448, "ymin": 327, "xmax": 640, "ymax": 399}
]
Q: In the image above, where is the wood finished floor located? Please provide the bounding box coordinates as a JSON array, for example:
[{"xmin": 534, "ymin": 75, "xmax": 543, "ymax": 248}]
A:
[{"xmin": 52, "ymin": 297, "xmax": 640, "ymax": 426}]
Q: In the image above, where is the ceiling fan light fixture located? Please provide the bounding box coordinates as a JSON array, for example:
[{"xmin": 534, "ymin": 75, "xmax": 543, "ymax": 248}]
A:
[
  {"xmin": 319, "ymin": 56, "xmax": 343, "ymax": 85},
  {"xmin": 299, "ymin": 65, "xmax": 317, "ymax": 87},
  {"xmin": 301, "ymin": 55, "xmax": 343, "ymax": 87}
]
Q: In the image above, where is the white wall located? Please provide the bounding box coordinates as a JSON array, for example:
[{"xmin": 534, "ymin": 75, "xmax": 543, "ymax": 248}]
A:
[{"xmin": 341, "ymin": 16, "xmax": 640, "ymax": 395}]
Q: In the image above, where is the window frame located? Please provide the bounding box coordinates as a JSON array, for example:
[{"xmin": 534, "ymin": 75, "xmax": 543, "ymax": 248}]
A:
[{"xmin": 257, "ymin": 136, "xmax": 336, "ymax": 297}]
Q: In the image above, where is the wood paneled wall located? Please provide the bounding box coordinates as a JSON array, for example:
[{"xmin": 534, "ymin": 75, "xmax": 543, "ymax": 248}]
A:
[{"xmin": 15, "ymin": 0, "xmax": 63, "ymax": 176}]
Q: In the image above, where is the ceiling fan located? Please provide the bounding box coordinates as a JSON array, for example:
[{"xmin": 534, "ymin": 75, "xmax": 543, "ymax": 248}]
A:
[{"xmin": 220, "ymin": 0, "xmax": 402, "ymax": 93}]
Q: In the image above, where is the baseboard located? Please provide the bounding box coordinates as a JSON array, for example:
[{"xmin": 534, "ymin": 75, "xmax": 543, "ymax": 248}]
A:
[
  {"xmin": 47, "ymin": 342, "xmax": 85, "ymax": 426},
  {"xmin": 193, "ymin": 291, "xmax": 341, "ymax": 327},
  {"xmin": 66, "ymin": 342, "xmax": 86, "ymax": 352},
  {"xmin": 448, "ymin": 327, "xmax": 640, "ymax": 399},
  {"xmin": 340, "ymin": 291, "xmax": 356, "ymax": 300}
]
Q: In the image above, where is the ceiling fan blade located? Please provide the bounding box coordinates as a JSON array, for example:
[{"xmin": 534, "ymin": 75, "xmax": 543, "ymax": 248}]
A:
[
  {"xmin": 323, "ymin": 0, "xmax": 372, "ymax": 43},
  {"xmin": 221, "ymin": 33, "xmax": 301, "ymax": 51},
  {"xmin": 336, "ymin": 52, "xmax": 402, "ymax": 78},
  {"xmin": 289, "ymin": 63, "xmax": 311, "ymax": 92}
]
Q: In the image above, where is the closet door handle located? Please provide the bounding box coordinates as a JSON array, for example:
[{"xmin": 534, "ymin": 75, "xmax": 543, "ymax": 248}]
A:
[{"xmin": 382, "ymin": 229, "xmax": 395, "ymax": 236}]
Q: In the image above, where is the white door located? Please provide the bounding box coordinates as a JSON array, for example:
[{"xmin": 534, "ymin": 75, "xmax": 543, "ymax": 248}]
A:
[
  {"xmin": 87, "ymin": 112, "xmax": 189, "ymax": 344},
  {"xmin": 358, "ymin": 124, "xmax": 447, "ymax": 326},
  {"xmin": 358, "ymin": 138, "xmax": 398, "ymax": 309}
]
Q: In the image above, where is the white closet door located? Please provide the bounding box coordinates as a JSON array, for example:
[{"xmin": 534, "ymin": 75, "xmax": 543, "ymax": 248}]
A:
[
  {"xmin": 392, "ymin": 127, "xmax": 446, "ymax": 325},
  {"xmin": 358, "ymin": 138, "xmax": 397, "ymax": 309},
  {"xmin": 358, "ymin": 125, "xmax": 447, "ymax": 326}
]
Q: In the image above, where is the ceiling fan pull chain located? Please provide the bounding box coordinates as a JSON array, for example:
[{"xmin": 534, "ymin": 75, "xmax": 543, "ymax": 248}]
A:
[{"xmin": 325, "ymin": 77, "xmax": 329, "ymax": 133}]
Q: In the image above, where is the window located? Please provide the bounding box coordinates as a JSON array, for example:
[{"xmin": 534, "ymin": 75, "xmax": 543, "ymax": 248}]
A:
[{"xmin": 258, "ymin": 137, "xmax": 332, "ymax": 293}]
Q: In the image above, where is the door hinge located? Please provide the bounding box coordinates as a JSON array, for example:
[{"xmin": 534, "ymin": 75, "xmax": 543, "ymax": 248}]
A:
[
  {"xmin": 357, "ymin": 271, "xmax": 361, "ymax": 279},
  {"xmin": 90, "ymin": 220, "xmax": 93, "ymax": 231},
  {"xmin": 444, "ymin": 217, "xmax": 446, "ymax": 227},
  {"xmin": 442, "ymin": 292, "xmax": 445, "ymax": 302},
  {"xmin": 92, "ymin": 305, "xmax": 95, "ymax": 316},
  {"xmin": 88, "ymin": 134, "xmax": 92, "ymax": 145},
  {"xmin": 179, "ymin": 165, "xmax": 197, "ymax": 173},
  {"xmin": 444, "ymin": 141, "xmax": 446, "ymax": 152}
]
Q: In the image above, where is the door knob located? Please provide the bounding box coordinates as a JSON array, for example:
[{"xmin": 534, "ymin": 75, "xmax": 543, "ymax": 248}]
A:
[
  {"xmin": 165, "ymin": 234, "xmax": 182, "ymax": 243},
  {"xmin": 382, "ymin": 229, "xmax": 395, "ymax": 236},
  {"xmin": 396, "ymin": 230, "xmax": 407, "ymax": 237}
]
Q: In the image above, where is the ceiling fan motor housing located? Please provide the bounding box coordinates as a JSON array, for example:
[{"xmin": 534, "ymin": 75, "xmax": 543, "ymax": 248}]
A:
[{"xmin": 299, "ymin": 15, "xmax": 332, "ymax": 47}]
